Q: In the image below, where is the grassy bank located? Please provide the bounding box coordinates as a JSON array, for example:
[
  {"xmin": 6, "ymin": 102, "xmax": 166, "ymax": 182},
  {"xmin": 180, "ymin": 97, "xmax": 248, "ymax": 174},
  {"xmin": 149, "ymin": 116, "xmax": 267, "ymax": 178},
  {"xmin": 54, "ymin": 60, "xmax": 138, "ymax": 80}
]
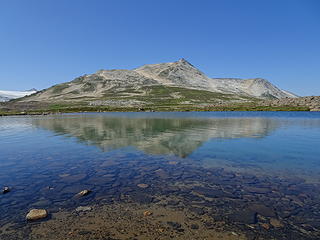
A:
[{"xmin": 0, "ymin": 104, "xmax": 311, "ymax": 116}]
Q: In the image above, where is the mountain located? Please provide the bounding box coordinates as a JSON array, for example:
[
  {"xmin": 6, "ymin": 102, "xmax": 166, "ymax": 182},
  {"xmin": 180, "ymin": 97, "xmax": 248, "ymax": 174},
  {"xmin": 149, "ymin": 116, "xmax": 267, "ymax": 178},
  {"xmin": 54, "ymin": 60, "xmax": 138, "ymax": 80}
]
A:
[
  {"xmin": 0, "ymin": 89, "xmax": 37, "ymax": 102},
  {"xmin": 6, "ymin": 59, "xmax": 297, "ymax": 111},
  {"xmin": 135, "ymin": 59, "xmax": 297, "ymax": 99}
]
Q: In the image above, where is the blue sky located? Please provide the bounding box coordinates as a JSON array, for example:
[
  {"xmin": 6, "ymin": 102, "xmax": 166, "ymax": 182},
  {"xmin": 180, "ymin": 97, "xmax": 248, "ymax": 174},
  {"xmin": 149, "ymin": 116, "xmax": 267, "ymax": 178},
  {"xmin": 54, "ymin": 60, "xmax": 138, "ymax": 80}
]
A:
[{"xmin": 0, "ymin": 0, "xmax": 319, "ymax": 96}]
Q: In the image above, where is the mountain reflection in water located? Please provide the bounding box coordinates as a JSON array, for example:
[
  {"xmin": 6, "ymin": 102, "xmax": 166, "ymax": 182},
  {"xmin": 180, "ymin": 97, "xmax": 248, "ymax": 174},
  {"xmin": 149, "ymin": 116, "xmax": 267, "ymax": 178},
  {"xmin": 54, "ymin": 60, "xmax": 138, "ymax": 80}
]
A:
[
  {"xmin": 29, "ymin": 112, "xmax": 320, "ymax": 180},
  {"xmin": 32, "ymin": 114, "xmax": 280, "ymax": 157}
]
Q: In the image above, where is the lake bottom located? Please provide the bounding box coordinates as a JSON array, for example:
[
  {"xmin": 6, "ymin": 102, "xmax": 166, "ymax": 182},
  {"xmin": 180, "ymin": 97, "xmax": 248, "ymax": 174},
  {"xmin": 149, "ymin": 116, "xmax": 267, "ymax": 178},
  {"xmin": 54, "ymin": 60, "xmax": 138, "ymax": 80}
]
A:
[{"xmin": 1, "ymin": 153, "xmax": 319, "ymax": 240}]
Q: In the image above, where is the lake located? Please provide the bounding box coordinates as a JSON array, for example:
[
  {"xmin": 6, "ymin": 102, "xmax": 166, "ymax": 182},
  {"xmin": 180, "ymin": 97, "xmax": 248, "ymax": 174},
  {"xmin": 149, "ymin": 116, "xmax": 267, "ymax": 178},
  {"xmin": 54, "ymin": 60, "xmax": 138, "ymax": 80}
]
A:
[{"xmin": 1, "ymin": 112, "xmax": 320, "ymax": 239}]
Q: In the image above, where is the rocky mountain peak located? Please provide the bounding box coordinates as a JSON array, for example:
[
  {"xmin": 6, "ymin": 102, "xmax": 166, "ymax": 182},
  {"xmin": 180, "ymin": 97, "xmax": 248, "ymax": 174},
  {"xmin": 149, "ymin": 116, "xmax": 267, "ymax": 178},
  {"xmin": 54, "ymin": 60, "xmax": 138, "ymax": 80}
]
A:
[
  {"xmin": 177, "ymin": 58, "xmax": 193, "ymax": 66},
  {"xmin": 25, "ymin": 88, "xmax": 37, "ymax": 92}
]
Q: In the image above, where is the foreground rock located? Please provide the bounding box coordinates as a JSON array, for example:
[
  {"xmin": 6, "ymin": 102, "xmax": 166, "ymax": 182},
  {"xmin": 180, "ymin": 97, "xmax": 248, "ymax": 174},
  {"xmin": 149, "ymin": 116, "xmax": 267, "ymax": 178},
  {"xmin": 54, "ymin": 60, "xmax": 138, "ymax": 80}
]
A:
[{"xmin": 26, "ymin": 209, "xmax": 48, "ymax": 221}]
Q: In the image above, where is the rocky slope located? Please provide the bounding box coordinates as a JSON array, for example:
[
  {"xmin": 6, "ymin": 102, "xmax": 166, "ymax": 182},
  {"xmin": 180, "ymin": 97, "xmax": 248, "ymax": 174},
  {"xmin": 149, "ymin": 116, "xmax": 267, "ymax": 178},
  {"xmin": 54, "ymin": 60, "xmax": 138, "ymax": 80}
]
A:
[
  {"xmin": 257, "ymin": 96, "xmax": 320, "ymax": 111},
  {"xmin": 18, "ymin": 59, "xmax": 296, "ymax": 105},
  {"xmin": 136, "ymin": 59, "xmax": 297, "ymax": 99}
]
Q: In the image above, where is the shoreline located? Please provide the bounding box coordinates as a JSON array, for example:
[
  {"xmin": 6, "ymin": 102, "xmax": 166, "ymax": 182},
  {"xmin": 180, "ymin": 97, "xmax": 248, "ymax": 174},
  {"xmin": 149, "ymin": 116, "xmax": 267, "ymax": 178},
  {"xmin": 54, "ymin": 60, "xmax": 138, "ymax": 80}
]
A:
[
  {"xmin": 0, "ymin": 106, "xmax": 314, "ymax": 117},
  {"xmin": 1, "ymin": 95, "xmax": 319, "ymax": 116}
]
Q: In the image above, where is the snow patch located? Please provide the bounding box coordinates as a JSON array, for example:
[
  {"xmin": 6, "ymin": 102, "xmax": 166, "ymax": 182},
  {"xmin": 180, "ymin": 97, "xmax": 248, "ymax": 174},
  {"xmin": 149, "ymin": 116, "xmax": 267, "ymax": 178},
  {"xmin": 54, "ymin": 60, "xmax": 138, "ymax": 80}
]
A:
[{"xmin": 0, "ymin": 90, "xmax": 37, "ymax": 102}]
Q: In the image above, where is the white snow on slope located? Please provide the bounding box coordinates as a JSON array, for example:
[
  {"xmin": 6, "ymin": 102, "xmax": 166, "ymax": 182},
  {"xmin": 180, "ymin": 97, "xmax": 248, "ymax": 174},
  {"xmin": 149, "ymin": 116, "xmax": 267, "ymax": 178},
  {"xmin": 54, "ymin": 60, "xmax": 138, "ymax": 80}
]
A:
[{"xmin": 0, "ymin": 90, "xmax": 37, "ymax": 102}]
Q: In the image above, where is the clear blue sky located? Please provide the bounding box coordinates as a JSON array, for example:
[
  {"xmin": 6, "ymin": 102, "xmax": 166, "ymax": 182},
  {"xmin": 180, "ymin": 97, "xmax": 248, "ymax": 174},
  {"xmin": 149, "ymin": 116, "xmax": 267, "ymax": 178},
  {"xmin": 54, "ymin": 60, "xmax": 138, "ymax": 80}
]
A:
[{"xmin": 0, "ymin": 0, "xmax": 319, "ymax": 96}]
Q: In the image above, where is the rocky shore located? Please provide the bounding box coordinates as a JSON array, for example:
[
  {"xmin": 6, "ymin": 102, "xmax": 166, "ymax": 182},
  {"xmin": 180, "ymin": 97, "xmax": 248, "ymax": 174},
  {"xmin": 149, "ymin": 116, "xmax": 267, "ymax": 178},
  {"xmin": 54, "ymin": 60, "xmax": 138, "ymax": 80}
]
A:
[{"xmin": 257, "ymin": 96, "xmax": 320, "ymax": 111}]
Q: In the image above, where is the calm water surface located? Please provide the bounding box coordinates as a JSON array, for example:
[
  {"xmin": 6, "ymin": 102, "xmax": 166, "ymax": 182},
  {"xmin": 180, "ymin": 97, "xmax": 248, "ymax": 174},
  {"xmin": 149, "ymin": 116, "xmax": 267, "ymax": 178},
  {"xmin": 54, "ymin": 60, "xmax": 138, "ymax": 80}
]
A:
[{"xmin": 1, "ymin": 112, "xmax": 320, "ymax": 239}]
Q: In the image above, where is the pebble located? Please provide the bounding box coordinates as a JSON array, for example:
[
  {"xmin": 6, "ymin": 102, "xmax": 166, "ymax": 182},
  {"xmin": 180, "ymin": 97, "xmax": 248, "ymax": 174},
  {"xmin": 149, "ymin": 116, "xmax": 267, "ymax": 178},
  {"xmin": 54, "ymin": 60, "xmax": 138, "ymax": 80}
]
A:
[
  {"xmin": 76, "ymin": 206, "xmax": 92, "ymax": 212},
  {"xmin": 26, "ymin": 209, "xmax": 48, "ymax": 220},
  {"xmin": 143, "ymin": 210, "xmax": 153, "ymax": 216},
  {"xmin": 261, "ymin": 223, "xmax": 270, "ymax": 230},
  {"xmin": 137, "ymin": 184, "xmax": 149, "ymax": 189},
  {"xmin": 168, "ymin": 161, "xmax": 178, "ymax": 165}
]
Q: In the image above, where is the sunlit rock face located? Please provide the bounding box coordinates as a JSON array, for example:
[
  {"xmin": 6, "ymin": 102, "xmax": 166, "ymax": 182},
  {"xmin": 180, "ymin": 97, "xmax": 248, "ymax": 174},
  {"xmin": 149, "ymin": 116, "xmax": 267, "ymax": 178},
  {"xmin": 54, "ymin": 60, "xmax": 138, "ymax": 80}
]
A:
[
  {"xmin": 32, "ymin": 114, "xmax": 281, "ymax": 157},
  {"xmin": 135, "ymin": 59, "xmax": 297, "ymax": 99}
]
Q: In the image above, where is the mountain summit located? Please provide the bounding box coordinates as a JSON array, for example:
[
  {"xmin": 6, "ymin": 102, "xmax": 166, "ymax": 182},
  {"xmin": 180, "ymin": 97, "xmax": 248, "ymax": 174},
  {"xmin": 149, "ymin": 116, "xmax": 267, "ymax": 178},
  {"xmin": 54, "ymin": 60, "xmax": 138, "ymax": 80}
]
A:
[
  {"xmin": 15, "ymin": 59, "xmax": 297, "ymax": 106},
  {"xmin": 135, "ymin": 59, "xmax": 297, "ymax": 99}
]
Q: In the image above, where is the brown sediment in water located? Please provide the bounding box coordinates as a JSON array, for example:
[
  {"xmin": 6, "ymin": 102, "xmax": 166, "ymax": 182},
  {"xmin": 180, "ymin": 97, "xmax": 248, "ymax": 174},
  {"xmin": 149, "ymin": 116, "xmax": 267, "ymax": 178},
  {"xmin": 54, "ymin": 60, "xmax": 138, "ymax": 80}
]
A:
[{"xmin": 5, "ymin": 203, "xmax": 245, "ymax": 240}]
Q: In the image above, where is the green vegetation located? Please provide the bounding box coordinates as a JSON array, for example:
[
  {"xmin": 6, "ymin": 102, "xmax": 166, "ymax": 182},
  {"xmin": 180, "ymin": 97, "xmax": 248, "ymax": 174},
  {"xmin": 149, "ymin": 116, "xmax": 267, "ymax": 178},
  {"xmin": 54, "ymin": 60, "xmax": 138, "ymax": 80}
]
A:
[
  {"xmin": 106, "ymin": 85, "xmax": 256, "ymax": 108},
  {"xmin": 51, "ymin": 83, "xmax": 70, "ymax": 94},
  {"xmin": 0, "ymin": 85, "xmax": 313, "ymax": 116},
  {"xmin": 143, "ymin": 85, "xmax": 239, "ymax": 101},
  {"xmin": 0, "ymin": 102, "xmax": 311, "ymax": 117},
  {"xmin": 70, "ymin": 90, "xmax": 80, "ymax": 94},
  {"xmin": 82, "ymin": 82, "xmax": 96, "ymax": 92}
]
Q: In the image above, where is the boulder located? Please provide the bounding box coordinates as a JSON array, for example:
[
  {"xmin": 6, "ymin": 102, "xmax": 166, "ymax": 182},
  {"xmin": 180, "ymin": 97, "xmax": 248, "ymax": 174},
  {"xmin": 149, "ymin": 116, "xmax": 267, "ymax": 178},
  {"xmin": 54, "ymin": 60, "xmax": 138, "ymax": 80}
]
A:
[{"xmin": 26, "ymin": 209, "xmax": 48, "ymax": 220}]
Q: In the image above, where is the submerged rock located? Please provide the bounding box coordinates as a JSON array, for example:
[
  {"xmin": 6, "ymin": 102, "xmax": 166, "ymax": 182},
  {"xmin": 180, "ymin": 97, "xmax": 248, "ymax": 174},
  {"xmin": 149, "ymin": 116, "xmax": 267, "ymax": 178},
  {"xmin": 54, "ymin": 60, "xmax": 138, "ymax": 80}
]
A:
[
  {"xmin": 26, "ymin": 209, "xmax": 48, "ymax": 221},
  {"xmin": 193, "ymin": 186, "xmax": 234, "ymax": 198},
  {"xmin": 130, "ymin": 193, "xmax": 154, "ymax": 204},
  {"xmin": 168, "ymin": 161, "xmax": 178, "ymax": 165},
  {"xmin": 228, "ymin": 209, "xmax": 257, "ymax": 224},
  {"xmin": 244, "ymin": 186, "xmax": 270, "ymax": 194},
  {"xmin": 270, "ymin": 218, "xmax": 284, "ymax": 228},
  {"xmin": 137, "ymin": 183, "xmax": 149, "ymax": 189},
  {"xmin": 2, "ymin": 186, "xmax": 10, "ymax": 194},
  {"xmin": 167, "ymin": 221, "xmax": 184, "ymax": 232},
  {"xmin": 249, "ymin": 204, "xmax": 276, "ymax": 217},
  {"xmin": 76, "ymin": 189, "xmax": 91, "ymax": 197}
]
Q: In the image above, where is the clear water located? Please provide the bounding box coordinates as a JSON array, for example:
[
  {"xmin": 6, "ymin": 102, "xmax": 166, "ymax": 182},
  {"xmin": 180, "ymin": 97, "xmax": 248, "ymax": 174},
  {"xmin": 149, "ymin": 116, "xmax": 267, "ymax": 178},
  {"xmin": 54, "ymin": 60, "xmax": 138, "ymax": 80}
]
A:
[{"xmin": 1, "ymin": 112, "xmax": 320, "ymax": 239}]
